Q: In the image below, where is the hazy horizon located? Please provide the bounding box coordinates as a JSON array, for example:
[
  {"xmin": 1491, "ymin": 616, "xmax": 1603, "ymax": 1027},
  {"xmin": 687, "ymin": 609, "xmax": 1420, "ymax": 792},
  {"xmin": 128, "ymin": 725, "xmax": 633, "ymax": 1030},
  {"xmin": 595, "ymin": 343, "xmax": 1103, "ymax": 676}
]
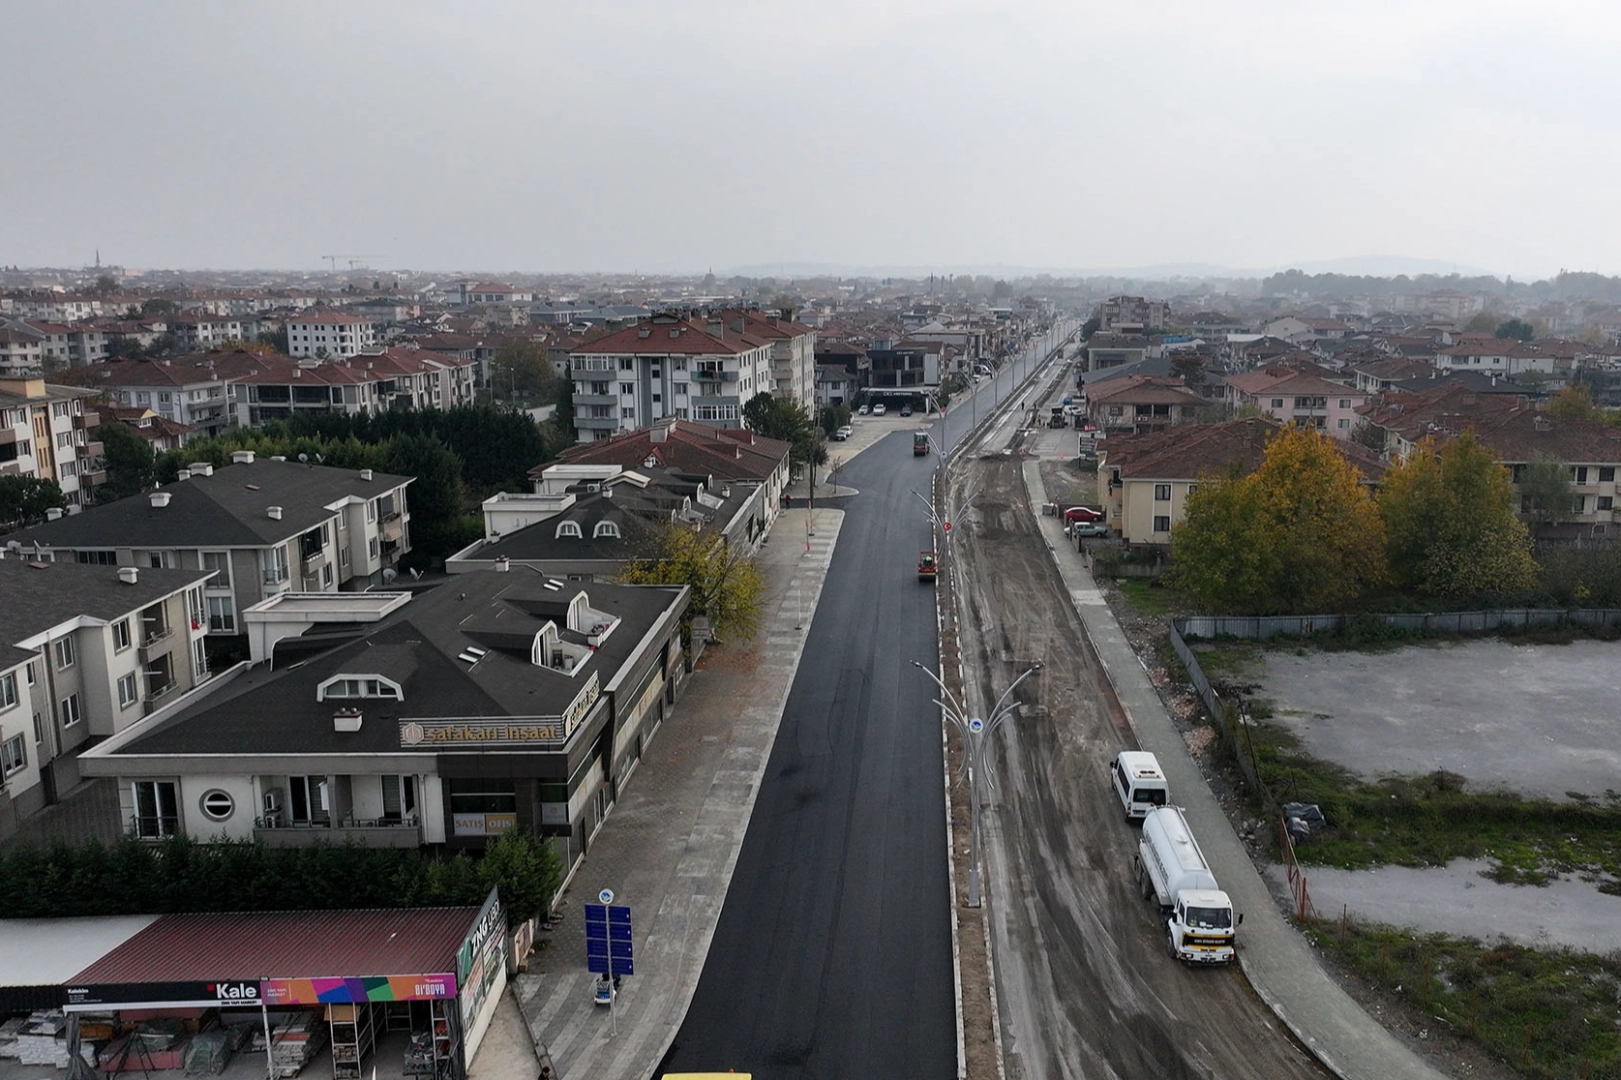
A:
[{"xmin": 4, "ymin": 1, "xmax": 1617, "ymax": 280}]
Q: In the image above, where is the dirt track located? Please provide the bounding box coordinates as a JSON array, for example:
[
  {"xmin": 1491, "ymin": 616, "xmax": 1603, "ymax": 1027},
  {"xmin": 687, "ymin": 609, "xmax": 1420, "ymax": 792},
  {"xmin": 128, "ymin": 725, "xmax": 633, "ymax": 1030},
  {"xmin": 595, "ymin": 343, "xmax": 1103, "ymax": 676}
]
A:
[{"xmin": 948, "ymin": 455, "xmax": 1327, "ymax": 1080}]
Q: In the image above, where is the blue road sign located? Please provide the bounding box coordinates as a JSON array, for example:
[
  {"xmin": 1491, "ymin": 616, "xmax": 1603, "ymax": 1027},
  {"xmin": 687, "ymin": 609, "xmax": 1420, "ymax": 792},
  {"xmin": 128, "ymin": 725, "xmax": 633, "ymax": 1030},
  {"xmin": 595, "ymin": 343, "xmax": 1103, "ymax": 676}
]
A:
[{"xmin": 584, "ymin": 904, "xmax": 635, "ymax": 977}]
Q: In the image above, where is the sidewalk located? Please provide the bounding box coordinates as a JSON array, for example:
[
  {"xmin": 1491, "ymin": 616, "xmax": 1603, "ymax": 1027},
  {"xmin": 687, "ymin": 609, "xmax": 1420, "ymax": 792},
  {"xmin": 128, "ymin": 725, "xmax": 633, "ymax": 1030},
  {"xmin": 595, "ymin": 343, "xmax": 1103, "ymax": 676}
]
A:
[
  {"xmin": 1019, "ymin": 456, "xmax": 1447, "ymax": 1080},
  {"xmin": 509, "ymin": 505, "xmax": 843, "ymax": 1080}
]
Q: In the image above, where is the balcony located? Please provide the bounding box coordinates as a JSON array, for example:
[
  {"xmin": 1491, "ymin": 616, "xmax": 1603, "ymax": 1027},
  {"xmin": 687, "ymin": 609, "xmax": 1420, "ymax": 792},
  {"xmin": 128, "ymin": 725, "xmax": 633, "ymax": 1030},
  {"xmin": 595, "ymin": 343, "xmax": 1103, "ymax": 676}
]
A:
[
  {"xmin": 693, "ymin": 368, "xmax": 737, "ymax": 383},
  {"xmin": 139, "ymin": 624, "xmax": 174, "ymax": 654},
  {"xmin": 126, "ymin": 815, "xmax": 180, "ymax": 840},
  {"xmin": 254, "ymin": 816, "xmax": 423, "ymax": 848},
  {"xmin": 142, "ymin": 680, "xmax": 178, "ymax": 709},
  {"xmin": 263, "ymin": 566, "xmax": 290, "ymax": 586},
  {"xmin": 380, "ymin": 513, "xmax": 405, "ymax": 542}
]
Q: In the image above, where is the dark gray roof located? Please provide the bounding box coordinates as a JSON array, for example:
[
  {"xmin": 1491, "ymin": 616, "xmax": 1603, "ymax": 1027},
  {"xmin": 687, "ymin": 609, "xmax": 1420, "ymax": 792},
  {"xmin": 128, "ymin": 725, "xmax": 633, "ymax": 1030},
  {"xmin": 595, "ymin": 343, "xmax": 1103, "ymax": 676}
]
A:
[
  {"xmin": 105, "ymin": 573, "xmax": 685, "ymax": 758},
  {"xmin": 0, "ymin": 559, "xmax": 213, "ymax": 638},
  {"xmin": 14, "ymin": 459, "xmax": 413, "ymax": 550}
]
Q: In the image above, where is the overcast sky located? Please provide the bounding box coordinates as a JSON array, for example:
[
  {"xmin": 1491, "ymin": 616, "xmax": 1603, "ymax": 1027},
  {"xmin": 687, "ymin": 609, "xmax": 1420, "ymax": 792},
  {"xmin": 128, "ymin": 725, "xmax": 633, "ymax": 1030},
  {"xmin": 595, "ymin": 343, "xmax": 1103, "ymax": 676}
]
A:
[{"xmin": 3, "ymin": 0, "xmax": 1617, "ymax": 279}]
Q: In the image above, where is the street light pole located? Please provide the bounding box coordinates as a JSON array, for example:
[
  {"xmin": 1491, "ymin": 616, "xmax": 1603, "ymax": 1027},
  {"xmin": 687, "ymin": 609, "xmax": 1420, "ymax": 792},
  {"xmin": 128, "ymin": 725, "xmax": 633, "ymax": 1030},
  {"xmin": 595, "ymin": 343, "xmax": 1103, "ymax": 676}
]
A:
[{"xmin": 913, "ymin": 660, "xmax": 1042, "ymax": 908}]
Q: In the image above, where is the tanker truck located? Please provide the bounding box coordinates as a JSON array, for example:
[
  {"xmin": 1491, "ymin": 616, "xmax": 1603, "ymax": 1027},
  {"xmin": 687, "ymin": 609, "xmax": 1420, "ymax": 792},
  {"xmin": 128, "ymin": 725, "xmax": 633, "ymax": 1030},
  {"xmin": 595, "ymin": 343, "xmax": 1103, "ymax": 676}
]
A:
[{"xmin": 1136, "ymin": 806, "xmax": 1238, "ymax": 964}]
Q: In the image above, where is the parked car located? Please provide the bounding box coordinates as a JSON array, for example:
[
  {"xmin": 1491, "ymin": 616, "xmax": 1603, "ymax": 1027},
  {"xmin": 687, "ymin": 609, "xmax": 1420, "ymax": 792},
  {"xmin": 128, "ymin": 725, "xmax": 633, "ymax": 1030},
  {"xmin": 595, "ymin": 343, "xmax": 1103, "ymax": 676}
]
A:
[
  {"xmin": 1070, "ymin": 522, "xmax": 1109, "ymax": 538},
  {"xmin": 1064, "ymin": 506, "xmax": 1105, "ymax": 524},
  {"xmin": 857, "ymin": 404, "xmax": 869, "ymax": 415},
  {"xmin": 900, "ymin": 405, "xmax": 913, "ymax": 417},
  {"xmin": 872, "ymin": 403, "xmax": 887, "ymax": 416},
  {"xmin": 830, "ymin": 429, "xmax": 848, "ymax": 441}
]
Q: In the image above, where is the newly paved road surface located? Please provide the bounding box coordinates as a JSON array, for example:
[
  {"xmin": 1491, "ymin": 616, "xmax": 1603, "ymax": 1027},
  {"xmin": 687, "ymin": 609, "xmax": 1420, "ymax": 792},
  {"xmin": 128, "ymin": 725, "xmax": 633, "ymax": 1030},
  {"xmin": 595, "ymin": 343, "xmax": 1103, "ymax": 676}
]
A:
[{"xmin": 659, "ymin": 428, "xmax": 956, "ymax": 1078}]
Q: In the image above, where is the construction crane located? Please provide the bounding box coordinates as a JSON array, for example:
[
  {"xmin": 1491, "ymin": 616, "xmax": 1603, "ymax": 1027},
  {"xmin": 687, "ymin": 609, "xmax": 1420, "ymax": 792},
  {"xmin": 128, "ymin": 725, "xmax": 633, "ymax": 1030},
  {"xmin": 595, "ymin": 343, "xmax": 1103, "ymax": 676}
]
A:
[{"xmin": 320, "ymin": 255, "xmax": 385, "ymax": 271}]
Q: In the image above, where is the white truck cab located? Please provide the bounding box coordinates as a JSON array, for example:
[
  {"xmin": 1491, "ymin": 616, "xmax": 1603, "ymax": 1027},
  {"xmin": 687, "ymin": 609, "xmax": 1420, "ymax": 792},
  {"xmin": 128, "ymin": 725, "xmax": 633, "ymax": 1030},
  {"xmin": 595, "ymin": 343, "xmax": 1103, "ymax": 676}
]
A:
[
  {"xmin": 1137, "ymin": 806, "xmax": 1237, "ymax": 964},
  {"xmin": 1110, "ymin": 750, "xmax": 1168, "ymax": 821}
]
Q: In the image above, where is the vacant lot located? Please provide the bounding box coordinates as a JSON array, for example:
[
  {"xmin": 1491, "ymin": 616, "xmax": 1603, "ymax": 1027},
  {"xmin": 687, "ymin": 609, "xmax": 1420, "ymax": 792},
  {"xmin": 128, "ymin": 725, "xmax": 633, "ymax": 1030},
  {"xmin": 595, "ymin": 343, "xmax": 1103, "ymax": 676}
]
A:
[{"xmin": 1254, "ymin": 638, "xmax": 1621, "ymax": 802}]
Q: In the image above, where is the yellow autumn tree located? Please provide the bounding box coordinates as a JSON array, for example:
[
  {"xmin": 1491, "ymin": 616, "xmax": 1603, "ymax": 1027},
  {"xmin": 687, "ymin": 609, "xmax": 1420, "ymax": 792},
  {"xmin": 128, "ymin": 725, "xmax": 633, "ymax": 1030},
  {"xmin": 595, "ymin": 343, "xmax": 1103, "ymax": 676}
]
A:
[
  {"xmin": 1377, "ymin": 432, "xmax": 1538, "ymax": 599},
  {"xmin": 617, "ymin": 523, "xmax": 764, "ymax": 643},
  {"xmin": 1172, "ymin": 425, "xmax": 1387, "ymax": 614}
]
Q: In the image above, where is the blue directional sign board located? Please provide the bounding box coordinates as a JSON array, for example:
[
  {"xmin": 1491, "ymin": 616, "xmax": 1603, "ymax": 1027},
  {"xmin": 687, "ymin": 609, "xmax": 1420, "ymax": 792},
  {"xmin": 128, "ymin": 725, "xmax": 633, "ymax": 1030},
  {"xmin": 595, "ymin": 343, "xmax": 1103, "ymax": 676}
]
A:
[{"xmin": 584, "ymin": 905, "xmax": 635, "ymax": 977}]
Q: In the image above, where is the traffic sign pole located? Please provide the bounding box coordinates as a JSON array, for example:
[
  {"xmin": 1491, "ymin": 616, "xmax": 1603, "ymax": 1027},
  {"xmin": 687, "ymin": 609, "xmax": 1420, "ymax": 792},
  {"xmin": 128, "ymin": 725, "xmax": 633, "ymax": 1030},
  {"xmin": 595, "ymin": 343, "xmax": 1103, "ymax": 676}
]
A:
[{"xmin": 584, "ymin": 891, "xmax": 633, "ymax": 1035}]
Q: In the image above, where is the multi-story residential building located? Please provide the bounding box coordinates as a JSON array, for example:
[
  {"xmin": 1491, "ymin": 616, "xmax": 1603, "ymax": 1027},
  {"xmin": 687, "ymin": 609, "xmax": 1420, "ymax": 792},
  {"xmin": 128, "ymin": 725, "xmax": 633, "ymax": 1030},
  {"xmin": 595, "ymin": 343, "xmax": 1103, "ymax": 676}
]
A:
[
  {"xmin": 15, "ymin": 452, "xmax": 413, "ymax": 641},
  {"xmin": 567, "ymin": 313, "xmax": 776, "ymax": 441},
  {"xmin": 101, "ymin": 406, "xmax": 197, "ymax": 452},
  {"xmin": 76, "ymin": 572, "xmax": 688, "ymax": 867},
  {"xmin": 231, "ymin": 356, "xmax": 386, "ymax": 424},
  {"xmin": 0, "ymin": 377, "xmax": 105, "ymax": 504},
  {"xmin": 1098, "ymin": 295, "xmax": 1169, "ymax": 334},
  {"xmin": 1260, "ymin": 316, "xmax": 1357, "ymax": 343},
  {"xmin": 709, "ymin": 308, "xmax": 817, "ymax": 409},
  {"xmin": 63, "ymin": 355, "xmax": 237, "ymax": 438},
  {"xmin": 167, "ymin": 313, "xmax": 259, "ymax": 353},
  {"xmin": 1222, "ymin": 366, "xmax": 1369, "ymax": 438},
  {"xmin": 0, "ymin": 327, "xmax": 44, "ymax": 375},
  {"xmin": 0, "ymin": 558, "xmax": 213, "ymax": 839},
  {"xmin": 285, "ymin": 312, "xmax": 379, "ymax": 359},
  {"xmin": 350, "ymin": 345, "xmax": 478, "ymax": 411},
  {"xmin": 1084, "ymin": 375, "xmax": 1209, "ymax": 434},
  {"xmin": 1099, "ymin": 417, "xmax": 1385, "ymax": 545},
  {"xmin": 1083, "ymin": 334, "xmax": 1163, "ymax": 372}
]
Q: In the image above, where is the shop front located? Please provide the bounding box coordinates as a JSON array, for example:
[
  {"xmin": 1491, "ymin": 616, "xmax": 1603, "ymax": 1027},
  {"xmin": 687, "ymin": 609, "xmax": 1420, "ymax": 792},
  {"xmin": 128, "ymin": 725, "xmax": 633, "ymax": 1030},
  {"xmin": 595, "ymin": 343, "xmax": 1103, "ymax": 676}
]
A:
[{"xmin": 0, "ymin": 895, "xmax": 506, "ymax": 1080}]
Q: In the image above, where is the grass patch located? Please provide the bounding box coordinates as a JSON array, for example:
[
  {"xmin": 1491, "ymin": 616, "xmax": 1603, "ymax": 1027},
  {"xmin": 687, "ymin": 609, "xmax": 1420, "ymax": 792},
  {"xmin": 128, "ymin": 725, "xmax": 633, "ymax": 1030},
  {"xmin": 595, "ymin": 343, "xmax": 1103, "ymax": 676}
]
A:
[
  {"xmin": 1189, "ymin": 640, "xmax": 1263, "ymax": 681},
  {"xmin": 1111, "ymin": 578, "xmax": 1186, "ymax": 617},
  {"xmin": 1244, "ymin": 719, "xmax": 1621, "ymax": 879},
  {"xmin": 1303, "ymin": 921, "xmax": 1621, "ymax": 1080}
]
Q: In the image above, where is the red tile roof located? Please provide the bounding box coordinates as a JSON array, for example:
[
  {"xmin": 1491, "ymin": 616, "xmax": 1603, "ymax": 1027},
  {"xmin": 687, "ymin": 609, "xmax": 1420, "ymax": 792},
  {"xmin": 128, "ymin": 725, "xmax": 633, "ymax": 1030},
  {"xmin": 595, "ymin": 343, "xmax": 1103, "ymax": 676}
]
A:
[
  {"xmin": 68, "ymin": 907, "xmax": 482, "ymax": 983},
  {"xmin": 552, "ymin": 419, "xmax": 789, "ymax": 482},
  {"xmin": 573, "ymin": 316, "xmax": 767, "ymax": 357},
  {"xmin": 1108, "ymin": 417, "xmax": 1385, "ymax": 482}
]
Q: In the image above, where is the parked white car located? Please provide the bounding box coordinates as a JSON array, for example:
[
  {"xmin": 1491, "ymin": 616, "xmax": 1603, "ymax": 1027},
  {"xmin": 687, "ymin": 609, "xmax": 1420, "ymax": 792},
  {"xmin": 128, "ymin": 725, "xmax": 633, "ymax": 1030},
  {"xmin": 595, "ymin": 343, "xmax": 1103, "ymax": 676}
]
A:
[{"xmin": 872, "ymin": 403, "xmax": 887, "ymax": 416}]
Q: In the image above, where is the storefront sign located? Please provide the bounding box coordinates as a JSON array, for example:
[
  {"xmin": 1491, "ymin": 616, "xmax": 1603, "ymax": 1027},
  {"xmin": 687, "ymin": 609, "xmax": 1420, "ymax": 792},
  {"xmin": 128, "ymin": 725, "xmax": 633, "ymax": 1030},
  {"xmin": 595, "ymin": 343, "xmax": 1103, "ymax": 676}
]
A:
[
  {"xmin": 457, "ymin": 889, "xmax": 507, "ymax": 1033},
  {"xmin": 65, "ymin": 981, "xmax": 254, "ymax": 1008},
  {"xmin": 262, "ymin": 974, "xmax": 455, "ymax": 1004},
  {"xmin": 452, "ymin": 812, "xmax": 517, "ymax": 837},
  {"xmin": 399, "ymin": 675, "xmax": 600, "ymax": 749}
]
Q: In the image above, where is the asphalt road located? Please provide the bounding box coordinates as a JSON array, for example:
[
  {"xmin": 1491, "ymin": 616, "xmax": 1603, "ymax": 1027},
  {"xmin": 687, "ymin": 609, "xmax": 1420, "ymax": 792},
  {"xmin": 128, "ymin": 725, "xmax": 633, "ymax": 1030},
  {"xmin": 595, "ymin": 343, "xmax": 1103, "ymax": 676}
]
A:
[{"xmin": 658, "ymin": 429, "xmax": 956, "ymax": 1078}]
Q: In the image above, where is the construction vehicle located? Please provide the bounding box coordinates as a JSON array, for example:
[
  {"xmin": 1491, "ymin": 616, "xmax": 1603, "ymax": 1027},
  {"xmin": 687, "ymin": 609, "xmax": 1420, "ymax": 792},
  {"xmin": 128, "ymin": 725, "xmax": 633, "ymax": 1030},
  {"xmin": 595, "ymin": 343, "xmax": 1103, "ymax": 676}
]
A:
[
  {"xmin": 913, "ymin": 430, "xmax": 930, "ymax": 456},
  {"xmin": 917, "ymin": 551, "xmax": 937, "ymax": 582}
]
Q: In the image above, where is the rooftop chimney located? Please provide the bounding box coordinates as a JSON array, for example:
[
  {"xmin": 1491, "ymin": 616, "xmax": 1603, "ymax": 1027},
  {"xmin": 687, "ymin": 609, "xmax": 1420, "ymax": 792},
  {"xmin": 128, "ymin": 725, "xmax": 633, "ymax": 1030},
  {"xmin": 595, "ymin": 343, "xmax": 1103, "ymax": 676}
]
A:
[
  {"xmin": 117, "ymin": 566, "xmax": 139, "ymax": 585},
  {"xmin": 189, "ymin": 462, "xmax": 213, "ymax": 476},
  {"xmin": 232, "ymin": 450, "xmax": 256, "ymax": 464},
  {"xmin": 178, "ymin": 469, "xmax": 192, "ymax": 481},
  {"xmin": 46, "ymin": 507, "xmax": 63, "ymax": 520},
  {"xmin": 332, "ymin": 707, "xmax": 363, "ymax": 733},
  {"xmin": 149, "ymin": 492, "xmax": 171, "ymax": 508},
  {"xmin": 360, "ymin": 468, "xmax": 373, "ymax": 481},
  {"xmin": 267, "ymin": 506, "xmax": 283, "ymax": 520},
  {"xmin": 495, "ymin": 556, "xmax": 510, "ymax": 572}
]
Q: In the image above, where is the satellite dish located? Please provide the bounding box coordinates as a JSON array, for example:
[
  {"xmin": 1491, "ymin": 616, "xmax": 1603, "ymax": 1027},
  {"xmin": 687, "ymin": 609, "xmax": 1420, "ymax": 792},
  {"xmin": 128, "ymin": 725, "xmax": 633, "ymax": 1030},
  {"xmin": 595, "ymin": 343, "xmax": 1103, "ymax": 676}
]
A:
[
  {"xmin": 298, "ymin": 453, "xmax": 308, "ymax": 463},
  {"xmin": 382, "ymin": 567, "xmax": 398, "ymax": 584}
]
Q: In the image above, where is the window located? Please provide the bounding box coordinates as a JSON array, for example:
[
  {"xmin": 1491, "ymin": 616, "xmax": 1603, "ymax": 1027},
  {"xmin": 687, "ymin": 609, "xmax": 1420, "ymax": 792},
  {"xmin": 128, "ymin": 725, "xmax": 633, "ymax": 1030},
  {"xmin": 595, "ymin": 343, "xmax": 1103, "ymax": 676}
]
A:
[
  {"xmin": 118, "ymin": 673, "xmax": 138, "ymax": 708},
  {"xmin": 194, "ymin": 637, "xmax": 207, "ymax": 679},
  {"xmin": 594, "ymin": 521, "xmax": 621, "ymax": 539},
  {"xmin": 24, "ymin": 661, "xmax": 35, "ymax": 686},
  {"xmin": 620, "ymin": 383, "xmax": 634, "ymax": 395},
  {"xmin": 1603, "ymin": 467, "xmax": 1617, "ymax": 483},
  {"xmin": 380, "ymin": 775, "xmax": 418, "ymax": 823},
  {"xmin": 201, "ymin": 550, "xmax": 232, "ymax": 589},
  {"xmin": 1339, "ymin": 399, "xmax": 1352, "ymax": 408},
  {"xmin": 60, "ymin": 693, "xmax": 81, "ymax": 726},
  {"xmin": 147, "ymin": 550, "xmax": 174, "ymax": 569},
  {"xmin": 0, "ymin": 672, "xmax": 16, "ymax": 710},
  {"xmin": 112, "ymin": 619, "xmax": 131, "ymax": 651},
  {"xmin": 132, "ymin": 780, "xmax": 179, "ymax": 838},
  {"xmin": 198, "ymin": 789, "xmax": 235, "ymax": 821},
  {"xmin": 620, "ymin": 407, "xmax": 635, "ymax": 419},
  {"xmin": 368, "ymin": 536, "xmax": 379, "ymax": 559},
  {"xmin": 53, "ymin": 637, "xmax": 75, "ymax": 670},
  {"xmin": 1271, "ymin": 398, "xmax": 1284, "ymax": 409},
  {"xmin": 1576, "ymin": 467, "xmax": 1591, "ymax": 485},
  {"xmin": 1, "ymin": 733, "xmax": 25, "ymax": 777},
  {"xmin": 1600, "ymin": 496, "xmax": 1614, "ymax": 512},
  {"xmin": 1153, "ymin": 515, "xmax": 1172, "ymax": 533},
  {"xmin": 207, "ymin": 595, "xmax": 236, "ymax": 633},
  {"xmin": 1154, "ymin": 484, "xmax": 1171, "ymax": 502},
  {"xmin": 618, "ymin": 358, "xmax": 633, "ymax": 371},
  {"xmin": 318, "ymin": 675, "xmax": 401, "ymax": 700},
  {"xmin": 556, "ymin": 520, "xmax": 582, "ymax": 538},
  {"xmin": 448, "ymin": 778, "xmax": 517, "ymax": 836},
  {"xmin": 288, "ymin": 775, "xmax": 329, "ymax": 824},
  {"xmin": 675, "ymin": 383, "xmax": 688, "ymax": 396},
  {"xmin": 321, "ymin": 563, "xmax": 334, "ymax": 588}
]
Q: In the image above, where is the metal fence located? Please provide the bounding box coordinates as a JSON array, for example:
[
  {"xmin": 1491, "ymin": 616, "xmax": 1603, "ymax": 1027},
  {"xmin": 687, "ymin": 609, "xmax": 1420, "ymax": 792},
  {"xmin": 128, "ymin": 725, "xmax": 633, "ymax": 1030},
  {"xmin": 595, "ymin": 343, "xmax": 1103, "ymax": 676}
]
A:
[
  {"xmin": 1175, "ymin": 607, "xmax": 1621, "ymax": 641},
  {"xmin": 1167, "ymin": 621, "xmax": 1266, "ymax": 797}
]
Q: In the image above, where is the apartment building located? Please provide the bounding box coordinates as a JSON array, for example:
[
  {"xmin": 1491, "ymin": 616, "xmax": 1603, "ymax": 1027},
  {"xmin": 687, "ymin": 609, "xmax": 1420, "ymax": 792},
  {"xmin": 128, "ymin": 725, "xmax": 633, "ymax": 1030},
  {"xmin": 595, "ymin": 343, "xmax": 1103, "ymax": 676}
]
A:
[
  {"xmin": 0, "ymin": 377, "xmax": 106, "ymax": 505},
  {"xmin": 567, "ymin": 313, "xmax": 776, "ymax": 441},
  {"xmin": 0, "ymin": 558, "xmax": 213, "ymax": 840},
  {"xmin": 65, "ymin": 356, "xmax": 237, "ymax": 438},
  {"xmin": 349, "ymin": 345, "xmax": 478, "ymax": 411},
  {"xmin": 231, "ymin": 356, "xmax": 386, "ymax": 424},
  {"xmin": 1223, "ymin": 366, "xmax": 1368, "ymax": 438},
  {"xmin": 285, "ymin": 312, "xmax": 379, "ymax": 359},
  {"xmin": 1098, "ymin": 295, "xmax": 1169, "ymax": 334},
  {"xmin": 0, "ymin": 327, "xmax": 44, "ymax": 375},
  {"xmin": 15, "ymin": 453, "xmax": 414, "ymax": 640}
]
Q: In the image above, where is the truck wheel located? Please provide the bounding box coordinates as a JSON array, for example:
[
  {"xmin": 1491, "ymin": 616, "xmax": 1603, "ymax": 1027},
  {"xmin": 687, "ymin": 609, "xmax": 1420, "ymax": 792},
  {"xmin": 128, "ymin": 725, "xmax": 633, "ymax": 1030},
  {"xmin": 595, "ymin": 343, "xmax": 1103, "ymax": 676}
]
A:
[
  {"xmin": 1139, "ymin": 868, "xmax": 1153, "ymax": 901},
  {"xmin": 1167, "ymin": 926, "xmax": 1182, "ymax": 960}
]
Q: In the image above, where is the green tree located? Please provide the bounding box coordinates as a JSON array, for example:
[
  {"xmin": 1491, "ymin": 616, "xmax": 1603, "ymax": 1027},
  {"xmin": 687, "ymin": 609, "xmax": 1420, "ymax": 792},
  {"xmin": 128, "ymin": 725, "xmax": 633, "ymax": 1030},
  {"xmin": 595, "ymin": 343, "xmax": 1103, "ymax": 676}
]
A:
[
  {"xmin": 490, "ymin": 339, "xmax": 557, "ymax": 403},
  {"xmin": 258, "ymin": 327, "xmax": 290, "ymax": 353},
  {"xmin": 742, "ymin": 392, "xmax": 820, "ymax": 476},
  {"xmin": 1377, "ymin": 433, "xmax": 1538, "ymax": 599},
  {"xmin": 99, "ymin": 420, "xmax": 156, "ymax": 500},
  {"xmin": 141, "ymin": 298, "xmax": 177, "ymax": 316},
  {"xmin": 104, "ymin": 335, "xmax": 145, "ymax": 359},
  {"xmin": 1170, "ymin": 352, "xmax": 1206, "ymax": 387},
  {"xmin": 145, "ymin": 332, "xmax": 182, "ymax": 358},
  {"xmin": 1545, "ymin": 384, "xmax": 1605, "ymax": 421},
  {"xmin": 1495, "ymin": 318, "xmax": 1535, "ymax": 341},
  {"xmin": 1171, "ymin": 426, "xmax": 1387, "ymax": 614},
  {"xmin": 0, "ymin": 476, "xmax": 67, "ymax": 528},
  {"xmin": 1462, "ymin": 312, "xmax": 1501, "ymax": 333},
  {"xmin": 386, "ymin": 433, "xmax": 476, "ymax": 564},
  {"xmin": 819, "ymin": 403, "xmax": 852, "ymax": 437},
  {"xmin": 618, "ymin": 522, "xmax": 764, "ymax": 643},
  {"xmin": 92, "ymin": 274, "xmax": 119, "ymax": 296},
  {"xmin": 1517, "ymin": 452, "xmax": 1578, "ymax": 527}
]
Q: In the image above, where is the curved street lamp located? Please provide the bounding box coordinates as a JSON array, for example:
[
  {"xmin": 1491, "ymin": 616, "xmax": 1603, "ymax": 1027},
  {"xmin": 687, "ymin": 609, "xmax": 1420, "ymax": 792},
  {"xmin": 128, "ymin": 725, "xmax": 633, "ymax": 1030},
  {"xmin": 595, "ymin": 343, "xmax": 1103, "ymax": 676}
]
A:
[{"xmin": 912, "ymin": 659, "xmax": 1042, "ymax": 908}]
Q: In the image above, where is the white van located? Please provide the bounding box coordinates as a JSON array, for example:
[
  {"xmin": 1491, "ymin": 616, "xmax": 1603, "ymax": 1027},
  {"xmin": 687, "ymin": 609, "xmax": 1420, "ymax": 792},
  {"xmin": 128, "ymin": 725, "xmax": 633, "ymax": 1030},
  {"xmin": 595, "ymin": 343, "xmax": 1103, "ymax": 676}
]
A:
[{"xmin": 1111, "ymin": 750, "xmax": 1168, "ymax": 821}]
